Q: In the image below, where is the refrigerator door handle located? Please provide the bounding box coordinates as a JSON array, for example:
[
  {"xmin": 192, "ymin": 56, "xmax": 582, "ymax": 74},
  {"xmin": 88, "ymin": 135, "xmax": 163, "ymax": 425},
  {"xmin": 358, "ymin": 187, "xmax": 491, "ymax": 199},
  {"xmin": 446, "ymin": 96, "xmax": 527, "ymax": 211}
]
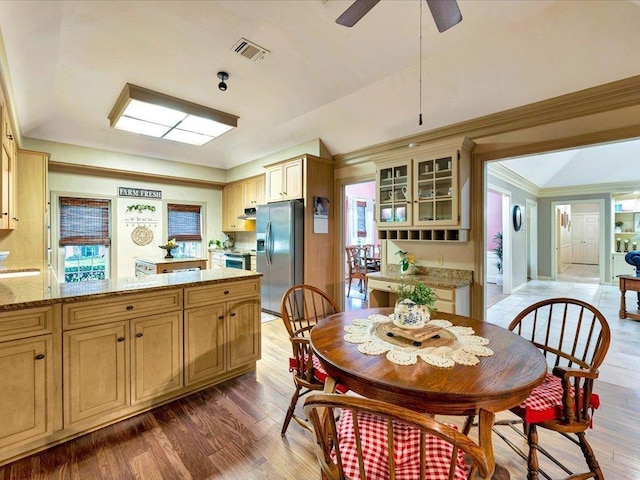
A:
[{"xmin": 265, "ymin": 220, "xmax": 272, "ymax": 266}]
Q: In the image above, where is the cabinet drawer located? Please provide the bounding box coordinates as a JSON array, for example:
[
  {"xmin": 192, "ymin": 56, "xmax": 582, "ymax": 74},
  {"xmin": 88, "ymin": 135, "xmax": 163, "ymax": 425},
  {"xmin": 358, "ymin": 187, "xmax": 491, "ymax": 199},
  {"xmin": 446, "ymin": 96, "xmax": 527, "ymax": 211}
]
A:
[
  {"xmin": 0, "ymin": 306, "xmax": 57, "ymax": 342},
  {"xmin": 185, "ymin": 279, "xmax": 260, "ymax": 308},
  {"xmin": 63, "ymin": 289, "xmax": 183, "ymax": 329},
  {"xmin": 433, "ymin": 288, "xmax": 454, "ymax": 302}
]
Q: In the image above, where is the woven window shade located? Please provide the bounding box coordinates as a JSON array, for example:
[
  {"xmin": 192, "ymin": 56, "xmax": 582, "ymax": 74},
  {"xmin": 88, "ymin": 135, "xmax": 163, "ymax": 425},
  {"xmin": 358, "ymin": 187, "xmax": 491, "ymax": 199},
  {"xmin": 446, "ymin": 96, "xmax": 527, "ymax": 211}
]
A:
[
  {"xmin": 59, "ymin": 197, "xmax": 111, "ymax": 246},
  {"xmin": 168, "ymin": 204, "xmax": 202, "ymax": 241}
]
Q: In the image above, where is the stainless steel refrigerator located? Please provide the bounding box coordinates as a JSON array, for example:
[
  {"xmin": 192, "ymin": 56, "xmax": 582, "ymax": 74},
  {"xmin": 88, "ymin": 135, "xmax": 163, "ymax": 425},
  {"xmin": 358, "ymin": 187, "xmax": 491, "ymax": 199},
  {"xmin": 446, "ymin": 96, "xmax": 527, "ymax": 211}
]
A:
[{"xmin": 256, "ymin": 200, "xmax": 304, "ymax": 314}]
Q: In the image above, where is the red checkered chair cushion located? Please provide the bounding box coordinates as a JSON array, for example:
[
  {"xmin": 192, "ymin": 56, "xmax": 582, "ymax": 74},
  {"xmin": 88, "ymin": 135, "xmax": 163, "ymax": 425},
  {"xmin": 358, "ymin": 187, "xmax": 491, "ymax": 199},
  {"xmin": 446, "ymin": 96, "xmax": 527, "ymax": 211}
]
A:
[
  {"xmin": 511, "ymin": 372, "xmax": 600, "ymax": 424},
  {"xmin": 289, "ymin": 355, "xmax": 348, "ymax": 393},
  {"xmin": 333, "ymin": 410, "xmax": 469, "ymax": 480}
]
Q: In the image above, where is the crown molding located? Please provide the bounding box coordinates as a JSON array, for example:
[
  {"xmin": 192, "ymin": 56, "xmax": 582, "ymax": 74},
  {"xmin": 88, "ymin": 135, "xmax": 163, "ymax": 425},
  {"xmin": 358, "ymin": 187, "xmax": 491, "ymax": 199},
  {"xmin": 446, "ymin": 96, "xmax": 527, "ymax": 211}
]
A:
[
  {"xmin": 487, "ymin": 163, "xmax": 541, "ymax": 197},
  {"xmin": 48, "ymin": 161, "xmax": 225, "ymax": 188},
  {"xmin": 334, "ymin": 75, "xmax": 640, "ymax": 166},
  {"xmin": 538, "ymin": 181, "xmax": 639, "ymax": 198}
]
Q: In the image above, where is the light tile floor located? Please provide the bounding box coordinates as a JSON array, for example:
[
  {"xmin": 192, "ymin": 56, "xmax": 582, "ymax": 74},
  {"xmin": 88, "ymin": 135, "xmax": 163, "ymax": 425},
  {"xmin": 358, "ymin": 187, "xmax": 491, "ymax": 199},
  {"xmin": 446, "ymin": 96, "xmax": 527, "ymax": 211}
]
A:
[{"xmin": 487, "ymin": 265, "xmax": 640, "ymax": 390}]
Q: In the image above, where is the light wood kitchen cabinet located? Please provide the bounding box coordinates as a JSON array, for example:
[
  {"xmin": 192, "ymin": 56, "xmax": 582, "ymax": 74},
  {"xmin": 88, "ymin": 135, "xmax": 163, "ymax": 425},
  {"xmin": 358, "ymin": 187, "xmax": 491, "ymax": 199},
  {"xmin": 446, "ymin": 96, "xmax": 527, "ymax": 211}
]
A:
[
  {"xmin": 63, "ymin": 288, "xmax": 184, "ymax": 428},
  {"xmin": 184, "ymin": 278, "xmax": 260, "ymax": 386},
  {"xmin": 0, "ymin": 100, "xmax": 17, "ymax": 230},
  {"xmin": 244, "ymin": 174, "xmax": 265, "ymax": 207},
  {"xmin": 131, "ymin": 312, "xmax": 183, "ymax": 404},
  {"xmin": 63, "ymin": 321, "xmax": 129, "ymax": 428},
  {"xmin": 0, "ymin": 304, "xmax": 60, "ymax": 459},
  {"xmin": 222, "ymin": 181, "xmax": 246, "ymax": 231},
  {"xmin": 184, "ymin": 303, "xmax": 226, "ymax": 385},
  {"xmin": 374, "ymin": 137, "xmax": 474, "ymax": 242},
  {"xmin": 222, "ymin": 174, "xmax": 263, "ymax": 232},
  {"xmin": 265, "ymin": 157, "xmax": 303, "ymax": 202},
  {"xmin": 0, "ymin": 335, "xmax": 55, "ymax": 451},
  {"xmin": 0, "ymin": 275, "xmax": 263, "ymax": 467}
]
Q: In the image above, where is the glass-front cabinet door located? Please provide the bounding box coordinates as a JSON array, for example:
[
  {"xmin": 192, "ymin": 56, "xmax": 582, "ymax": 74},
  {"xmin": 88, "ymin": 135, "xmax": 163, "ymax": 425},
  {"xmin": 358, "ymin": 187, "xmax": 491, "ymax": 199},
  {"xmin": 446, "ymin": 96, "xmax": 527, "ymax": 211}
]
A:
[
  {"xmin": 376, "ymin": 159, "xmax": 412, "ymax": 227},
  {"xmin": 413, "ymin": 154, "xmax": 458, "ymax": 226}
]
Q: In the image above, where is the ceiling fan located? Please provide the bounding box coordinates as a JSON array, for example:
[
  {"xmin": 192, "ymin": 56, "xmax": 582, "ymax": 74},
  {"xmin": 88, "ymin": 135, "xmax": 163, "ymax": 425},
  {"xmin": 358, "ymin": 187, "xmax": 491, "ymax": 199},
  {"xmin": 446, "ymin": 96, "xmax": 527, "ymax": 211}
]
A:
[{"xmin": 336, "ymin": 0, "xmax": 462, "ymax": 32}]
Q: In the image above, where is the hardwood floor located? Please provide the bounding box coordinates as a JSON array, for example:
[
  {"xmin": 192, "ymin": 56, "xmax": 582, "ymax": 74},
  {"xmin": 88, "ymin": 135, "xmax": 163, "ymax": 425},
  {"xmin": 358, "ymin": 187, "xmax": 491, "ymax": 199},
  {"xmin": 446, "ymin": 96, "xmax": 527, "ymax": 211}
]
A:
[{"xmin": 2, "ymin": 315, "xmax": 639, "ymax": 479}]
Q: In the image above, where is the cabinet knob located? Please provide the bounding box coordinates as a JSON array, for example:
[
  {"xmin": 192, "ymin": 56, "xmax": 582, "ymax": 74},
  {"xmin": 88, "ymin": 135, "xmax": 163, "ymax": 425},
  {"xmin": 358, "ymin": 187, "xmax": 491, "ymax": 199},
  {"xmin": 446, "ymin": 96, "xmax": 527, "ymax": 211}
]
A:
[
  {"xmin": 126, "ymin": 305, "xmax": 134, "ymax": 311},
  {"xmin": 218, "ymin": 315, "xmax": 224, "ymax": 320},
  {"xmin": 117, "ymin": 337, "xmax": 126, "ymax": 342},
  {"xmin": 230, "ymin": 312, "xmax": 236, "ymax": 317},
  {"xmin": 224, "ymin": 290, "xmax": 230, "ymax": 295},
  {"xmin": 6, "ymin": 134, "xmax": 13, "ymax": 140},
  {"xmin": 162, "ymin": 269, "xmax": 169, "ymax": 273},
  {"xmin": 2, "ymin": 212, "xmax": 7, "ymax": 216},
  {"xmin": 136, "ymin": 332, "xmax": 143, "ymax": 338},
  {"xmin": 35, "ymin": 354, "xmax": 45, "ymax": 360},
  {"xmin": 11, "ymin": 217, "xmax": 18, "ymax": 221}
]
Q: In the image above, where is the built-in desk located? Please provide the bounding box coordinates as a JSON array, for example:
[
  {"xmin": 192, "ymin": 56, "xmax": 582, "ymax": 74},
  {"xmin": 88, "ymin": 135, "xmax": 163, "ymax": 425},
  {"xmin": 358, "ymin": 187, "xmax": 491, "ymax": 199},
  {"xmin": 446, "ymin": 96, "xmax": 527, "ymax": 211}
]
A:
[{"xmin": 367, "ymin": 268, "xmax": 472, "ymax": 315}]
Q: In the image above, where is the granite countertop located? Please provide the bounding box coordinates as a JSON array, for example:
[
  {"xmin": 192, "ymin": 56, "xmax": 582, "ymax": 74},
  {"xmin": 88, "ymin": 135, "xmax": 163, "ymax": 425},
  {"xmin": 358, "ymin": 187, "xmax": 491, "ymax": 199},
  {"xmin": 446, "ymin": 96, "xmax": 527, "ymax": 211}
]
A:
[
  {"xmin": 367, "ymin": 266, "xmax": 473, "ymax": 289},
  {"xmin": 0, "ymin": 264, "xmax": 262, "ymax": 311}
]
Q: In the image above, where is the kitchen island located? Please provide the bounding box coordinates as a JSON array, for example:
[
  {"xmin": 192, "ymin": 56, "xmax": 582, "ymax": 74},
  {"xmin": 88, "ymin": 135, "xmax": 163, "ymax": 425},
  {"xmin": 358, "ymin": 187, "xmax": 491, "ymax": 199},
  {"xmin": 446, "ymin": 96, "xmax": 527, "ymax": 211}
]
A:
[{"xmin": 0, "ymin": 266, "xmax": 262, "ymax": 466}]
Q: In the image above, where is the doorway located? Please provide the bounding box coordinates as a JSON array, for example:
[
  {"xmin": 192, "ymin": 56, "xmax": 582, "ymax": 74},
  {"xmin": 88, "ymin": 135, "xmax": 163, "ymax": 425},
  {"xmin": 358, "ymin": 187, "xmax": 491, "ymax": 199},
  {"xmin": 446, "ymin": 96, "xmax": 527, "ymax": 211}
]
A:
[
  {"xmin": 552, "ymin": 200, "xmax": 604, "ymax": 284},
  {"xmin": 344, "ymin": 181, "xmax": 377, "ymax": 311}
]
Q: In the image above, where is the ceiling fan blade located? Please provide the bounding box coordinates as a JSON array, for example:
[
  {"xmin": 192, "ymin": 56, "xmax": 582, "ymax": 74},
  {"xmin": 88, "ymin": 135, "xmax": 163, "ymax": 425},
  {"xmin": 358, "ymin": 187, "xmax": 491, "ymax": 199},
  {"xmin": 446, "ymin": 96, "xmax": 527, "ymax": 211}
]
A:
[
  {"xmin": 336, "ymin": 0, "xmax": 381, "ymax": 27},
  {"xmin": 426, "ymin": 0, "xmax": 462, "ymax": 32}
]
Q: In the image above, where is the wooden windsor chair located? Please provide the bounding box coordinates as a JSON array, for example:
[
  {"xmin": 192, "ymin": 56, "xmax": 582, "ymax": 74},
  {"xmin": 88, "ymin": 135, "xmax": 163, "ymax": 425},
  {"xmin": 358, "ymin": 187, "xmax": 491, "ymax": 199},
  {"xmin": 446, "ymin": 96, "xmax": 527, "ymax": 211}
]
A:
[
  {"xmin": 279, "ymin": 284, "xmax": 344, "ymax": 435},
  {"xmin": 478, "ymin": 297, "xmax": 611, "ymax": 480},
  {"xmin": 304, "ymin": 393, "xmax": 490, "ymax": 480}
]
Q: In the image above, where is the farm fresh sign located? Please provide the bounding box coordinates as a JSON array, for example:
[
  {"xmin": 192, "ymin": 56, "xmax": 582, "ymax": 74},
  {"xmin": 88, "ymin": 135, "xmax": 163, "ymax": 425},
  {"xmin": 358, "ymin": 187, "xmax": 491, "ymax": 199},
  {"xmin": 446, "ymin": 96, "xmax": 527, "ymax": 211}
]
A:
[{"xmin": 118, "ymin": 187, "xmax": 162, "ymax": 199}]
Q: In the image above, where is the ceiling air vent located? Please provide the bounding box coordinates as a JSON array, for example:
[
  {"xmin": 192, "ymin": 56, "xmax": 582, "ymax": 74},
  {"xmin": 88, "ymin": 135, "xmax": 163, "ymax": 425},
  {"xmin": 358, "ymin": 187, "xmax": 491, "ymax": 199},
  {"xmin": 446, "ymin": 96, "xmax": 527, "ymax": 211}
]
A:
[{"xmin": 231, "ymin": 38, "xmax": 270, "ymax": 61}]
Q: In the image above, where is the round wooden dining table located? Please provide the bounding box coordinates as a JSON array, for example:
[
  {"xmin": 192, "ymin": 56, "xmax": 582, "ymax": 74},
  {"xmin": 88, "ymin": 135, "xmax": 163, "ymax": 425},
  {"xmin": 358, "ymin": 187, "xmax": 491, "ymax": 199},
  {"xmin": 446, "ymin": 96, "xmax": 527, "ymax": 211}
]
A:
[{"xmin": 310, "ymin": 308, "xmax": 548, "ymax": 479}]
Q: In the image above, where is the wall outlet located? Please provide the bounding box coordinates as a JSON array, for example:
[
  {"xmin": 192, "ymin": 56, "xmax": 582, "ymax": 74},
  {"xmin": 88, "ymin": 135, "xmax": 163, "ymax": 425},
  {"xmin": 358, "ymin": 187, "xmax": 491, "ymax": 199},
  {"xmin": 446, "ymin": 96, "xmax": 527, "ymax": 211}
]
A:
[{"xmin": 437, "ymin": 255, "xmax": 443, "ymax": 266}]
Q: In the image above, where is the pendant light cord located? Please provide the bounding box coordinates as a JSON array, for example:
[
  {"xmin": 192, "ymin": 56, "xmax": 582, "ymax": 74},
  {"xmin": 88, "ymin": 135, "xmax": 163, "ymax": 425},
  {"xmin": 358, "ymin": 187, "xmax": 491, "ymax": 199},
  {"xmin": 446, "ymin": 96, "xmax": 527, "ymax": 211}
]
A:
[{"xmin": 418, "ymin": 0, "xmax": 423, "ymax": 126}]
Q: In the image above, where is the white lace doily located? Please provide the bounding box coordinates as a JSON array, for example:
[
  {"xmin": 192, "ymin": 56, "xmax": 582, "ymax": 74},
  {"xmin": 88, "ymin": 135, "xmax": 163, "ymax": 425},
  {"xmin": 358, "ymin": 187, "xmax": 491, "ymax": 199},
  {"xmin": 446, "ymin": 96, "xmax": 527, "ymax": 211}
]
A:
[{"xmin": 344, "ymin": 314, "xmax": 494, "ymax": 368}]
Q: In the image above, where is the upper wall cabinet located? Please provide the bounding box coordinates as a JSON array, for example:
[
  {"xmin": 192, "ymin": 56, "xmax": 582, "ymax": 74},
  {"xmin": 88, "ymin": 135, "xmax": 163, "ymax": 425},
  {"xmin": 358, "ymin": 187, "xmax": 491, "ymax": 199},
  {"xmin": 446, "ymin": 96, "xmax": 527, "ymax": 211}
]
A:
[
  {"xmin": 265, "ymin": 158, "xmax": 303, "ymax": 203},
  {"xmin": 0, "ymin": 98, "xmax": 17, "ymax": 230},
  {"xmin": 222, "ymin": 174, "xmax": 264, "ymax": 232},
  {"xmin": 374, "ymin": 137, "xmax": 474, "ymax": 242},
  {"xmin": 244, "ymin": 175, "xmax": 264, "ymax": 208}
]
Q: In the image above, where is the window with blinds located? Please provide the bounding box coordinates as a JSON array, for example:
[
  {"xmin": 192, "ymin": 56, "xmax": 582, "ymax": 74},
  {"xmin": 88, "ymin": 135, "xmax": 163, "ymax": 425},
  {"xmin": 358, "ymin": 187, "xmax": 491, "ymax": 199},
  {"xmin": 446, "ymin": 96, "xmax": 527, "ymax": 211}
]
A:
[
  {"xmin": 59, "ymin": 197, "xmax": 111, "ymax": 246},
  {"xmin": 168, "ymin": 203, "xmax": 202, "ymax": 241}
]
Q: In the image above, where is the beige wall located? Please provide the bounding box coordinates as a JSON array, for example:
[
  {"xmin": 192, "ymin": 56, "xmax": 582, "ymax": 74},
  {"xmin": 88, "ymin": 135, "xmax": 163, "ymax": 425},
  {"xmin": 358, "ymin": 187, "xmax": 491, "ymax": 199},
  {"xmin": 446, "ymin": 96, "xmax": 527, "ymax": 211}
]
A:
[
  {"xmin": 25, "ymin": 138, "xmax": 227, "ymax": 184},
  {"xmin": 49, "ymin": 170, "xmax": 222, "ymax": 279}
]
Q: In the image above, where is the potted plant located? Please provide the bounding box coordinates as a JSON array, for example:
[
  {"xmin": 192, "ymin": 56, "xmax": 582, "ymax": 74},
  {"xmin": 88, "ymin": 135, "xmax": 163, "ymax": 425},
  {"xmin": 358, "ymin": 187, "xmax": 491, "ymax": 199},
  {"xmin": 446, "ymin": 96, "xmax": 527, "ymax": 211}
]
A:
[
  {"xmin": 615, "ymin": 221, "xmax": 624, "ymax": 233},
  {"xmin": 393, "ymin": 280, "xmax": 437, "ymax": 328},
  {"xmin": 396, "ymin": 250, "xmax": 416, "ymax": 275},
  {"xmin": 208, "ymin": 239, "xmax": 222, "ymax": 250},
  {"xmin": 492, "ymin": 231, "xmax": 503, "ymax": 286}
]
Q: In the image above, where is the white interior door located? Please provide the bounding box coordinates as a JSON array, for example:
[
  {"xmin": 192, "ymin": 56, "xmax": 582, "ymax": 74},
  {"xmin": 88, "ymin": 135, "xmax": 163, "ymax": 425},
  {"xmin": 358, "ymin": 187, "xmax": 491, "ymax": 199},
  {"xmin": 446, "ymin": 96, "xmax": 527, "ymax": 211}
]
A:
[{"xmin": 571, "ymin": 213, "xmax": 599, "ymax": 264}]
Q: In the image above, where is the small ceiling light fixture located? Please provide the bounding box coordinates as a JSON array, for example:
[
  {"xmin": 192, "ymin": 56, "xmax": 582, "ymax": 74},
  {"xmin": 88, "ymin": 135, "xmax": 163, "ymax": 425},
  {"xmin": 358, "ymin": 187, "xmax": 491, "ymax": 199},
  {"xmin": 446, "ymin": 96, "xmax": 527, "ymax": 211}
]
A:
[
  {"xmin": 217, "ymin": 71, "xmax": 229, "ymax": 91},
  {"xmin": 108, "ymin": 83, "xmax": 238, "ymax": 146}
]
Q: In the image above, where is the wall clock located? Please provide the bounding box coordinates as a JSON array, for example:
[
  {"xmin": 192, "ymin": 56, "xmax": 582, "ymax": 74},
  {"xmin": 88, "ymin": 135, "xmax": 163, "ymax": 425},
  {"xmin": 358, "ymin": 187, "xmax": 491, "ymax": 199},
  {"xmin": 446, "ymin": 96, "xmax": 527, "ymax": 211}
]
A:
[{"xmin": 513, "ymin": 205, "xmax": 523, "ymax": 232}]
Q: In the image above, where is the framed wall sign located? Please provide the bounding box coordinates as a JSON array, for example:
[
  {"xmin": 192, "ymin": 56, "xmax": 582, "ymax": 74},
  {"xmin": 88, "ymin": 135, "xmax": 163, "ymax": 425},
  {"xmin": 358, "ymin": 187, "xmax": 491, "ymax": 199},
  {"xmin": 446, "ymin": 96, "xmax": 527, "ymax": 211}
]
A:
[{"xmin": 513, "ymin": 205, "xmax": 523, "ymax": 232}]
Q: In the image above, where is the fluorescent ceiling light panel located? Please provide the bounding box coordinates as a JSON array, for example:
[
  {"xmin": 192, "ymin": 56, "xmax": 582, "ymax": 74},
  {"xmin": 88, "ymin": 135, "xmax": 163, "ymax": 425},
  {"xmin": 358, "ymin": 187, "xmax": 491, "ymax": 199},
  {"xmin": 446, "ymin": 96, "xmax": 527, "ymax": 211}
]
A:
[
  {"xmin": 114, "ymin": 116, "xmax": 170, "ymax": 137},
  {"xmin": 163, "ymin": 129, "xmax": 213, "ymax": 146},
  {"xmin": 108, "ymin": 84, "xmax": 239, "ymax": 146}
]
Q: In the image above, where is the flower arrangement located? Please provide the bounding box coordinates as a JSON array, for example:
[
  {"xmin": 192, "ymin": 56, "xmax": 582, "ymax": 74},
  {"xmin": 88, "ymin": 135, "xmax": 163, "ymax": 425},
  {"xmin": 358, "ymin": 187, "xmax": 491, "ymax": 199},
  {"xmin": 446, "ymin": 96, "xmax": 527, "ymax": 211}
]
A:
[{"xmin": 396, "ymin": 250, "xmax": 415, "ymax": 274}]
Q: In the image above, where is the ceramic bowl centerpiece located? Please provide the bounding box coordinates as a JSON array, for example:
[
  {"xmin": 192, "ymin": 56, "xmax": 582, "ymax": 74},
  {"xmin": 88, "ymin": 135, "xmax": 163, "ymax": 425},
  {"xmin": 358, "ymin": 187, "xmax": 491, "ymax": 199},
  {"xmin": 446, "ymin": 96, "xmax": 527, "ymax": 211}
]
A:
[
  {"xmin": 159, "ymin": 239, "xmax": 177, "ymax": 259},
  {"xmin": 393, "ymin": 281, "xmax": 436, "ymax": 329}
]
